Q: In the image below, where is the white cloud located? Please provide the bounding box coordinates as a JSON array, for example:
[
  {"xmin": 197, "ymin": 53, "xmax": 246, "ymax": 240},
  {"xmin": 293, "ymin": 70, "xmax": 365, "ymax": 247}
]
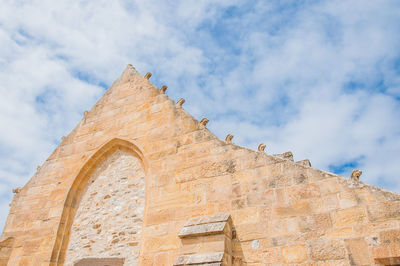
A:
[{"xmin": 0, "ymin": 0, "xmax": 399, "ymax": 234}]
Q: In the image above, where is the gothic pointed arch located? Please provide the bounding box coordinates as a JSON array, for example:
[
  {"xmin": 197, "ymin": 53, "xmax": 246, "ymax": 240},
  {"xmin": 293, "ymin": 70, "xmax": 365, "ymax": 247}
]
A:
[{"xmin": 50, "ymin": 138, "xmax": 147, "ymax": 265}]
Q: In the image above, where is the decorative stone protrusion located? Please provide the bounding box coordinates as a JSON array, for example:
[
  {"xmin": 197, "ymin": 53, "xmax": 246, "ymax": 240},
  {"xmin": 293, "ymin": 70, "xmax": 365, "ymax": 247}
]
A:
[
  {"xmin": 350, "ymin": 169, "xmax": 362, "ymax": 181},
  {"xmin": 258, "ymin": 143, "xmax": 266, "ymax": 152},
  {"xmin": 37, "ymin": 165, "xmax": 41, "ymax": 171},
  {"xmin": 61, "ymin": 136, "xmax": 66, "ymax": 142},
  {"xmin": 160, "ymin": 85, "xmax": 167, "ymax": 94},
  {"xmin": 200, "ymin": 118, "xmax": 209, "ymax": 127},
  {"xmin": 83, "ymin": 110, "xmax": 88, "ymax": 117},
  {"xmin": 225, "ymin": 134, "xmax": 234, "ymax": 143},
  {"xmin": 178, "ymin": 213, "xmax": 231, "ymax": 238},
  {"xmin": 176, "ymin": 98, "xmax": 185, "ymax": 108},
  {"xmin": 12, "ymin": 188, "xmax": 21, "ymax": 194},
  {"xmin": 296, "ymin": 159, "xmax": 311, "ymax": 167},
  {"xmin": 144, "ymin": 72, "xmax": 152, "ymax": 80},
  {"xmin": 273, "ymin": 151, "xmax": 293, "ymax": 161}
]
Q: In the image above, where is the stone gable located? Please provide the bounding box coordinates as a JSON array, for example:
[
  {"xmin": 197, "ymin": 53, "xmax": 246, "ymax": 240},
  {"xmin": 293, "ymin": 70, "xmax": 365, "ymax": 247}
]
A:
[{"xmin": 0, "ymin": 65, "xmax": 399, "ymax": 265}]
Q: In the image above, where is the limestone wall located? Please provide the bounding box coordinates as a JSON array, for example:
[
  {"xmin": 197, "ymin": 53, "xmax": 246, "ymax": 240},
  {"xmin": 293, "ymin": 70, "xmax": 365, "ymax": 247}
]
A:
[
  {"xmin": 1, "ymin": 65, "xmax": 399, "ymax": 265},
  {"xmin": 0, "ymin": 237, "xmax": 14, "ymax": 265}
]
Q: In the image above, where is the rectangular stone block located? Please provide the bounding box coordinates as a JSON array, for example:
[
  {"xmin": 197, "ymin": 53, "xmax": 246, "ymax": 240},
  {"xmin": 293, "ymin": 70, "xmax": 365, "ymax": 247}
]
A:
[
  {"xmin": 178, "ymin": 213, "xmax": 231, "ymax": 239},
  {"xmin": 326, "ymin": 227, "xmax": 354, "ymax": 239},
  {"xmin": 143, "ymin": 235, "xmax": 180, "ymax": 252},
  {"xmin": 200, "ymin": 234, "xmax": 228, "ymax": 254},
  {"xmin": 345, "ymin": 238, "xmax": 371, "ymax": 265},
  {"xmin": 309, "ymin": 239, "xmax": 346, "ymax": 260},
  {"xmin": 234, "ymin": 223, "xmax": 268, "ymax": 241},
  {"xmin": 179, "ymin": 222, "xmax": 226, "ymax": 238},
  {"xmin": 270, "ymin": 217, "xmax": 298, "ymax": 237},
  {"xmin": 298, "ymin": 213, "xmax": 332, "ymax": 232},
  {"xmin": 373, "ymin": 244, "xmax": 400, "ymax": 265},
  {"xmin": 173, "ymin": 252, "xmax": 224, "ymax": 265},
  {"xmin": 368, "ymin": 201, "xmax": 400, "ymax": 222},
  {"xmin": 231, "ymin": 207, "xmax": 260, "ymax": 225},
  {"xmin": 380, "ymin": 229, "xmax": 400, "ymax": 245},
  {"xmin": 281, "ymin": 244, "xmax": 308, "ymax": 263},
  {"xmin": 184, "ymin": 214, "xmax": 230, "ymax": 227},
  {"xmin": 334, "ymin": 207, "xmax": 366, "ymax": 227},
  {"xmin": 286, "ymin": 183, "xmax": 321, "ymax": 202},
  {"xmin": 274, "ymin": 200, "xmax": 311, "ymax": 217}
]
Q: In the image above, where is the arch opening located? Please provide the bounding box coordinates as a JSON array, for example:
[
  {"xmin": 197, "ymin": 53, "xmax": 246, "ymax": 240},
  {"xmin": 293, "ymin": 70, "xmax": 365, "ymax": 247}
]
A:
[{"xmin": 51, "ymin": 138, "xmax": 147, "ymax": 265}]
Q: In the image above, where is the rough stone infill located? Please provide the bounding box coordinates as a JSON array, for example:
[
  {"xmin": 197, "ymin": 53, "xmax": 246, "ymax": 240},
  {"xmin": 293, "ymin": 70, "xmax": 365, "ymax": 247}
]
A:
[{"xmin": 64, "ymin": 150, "xmax": 145, "ymax": 266}]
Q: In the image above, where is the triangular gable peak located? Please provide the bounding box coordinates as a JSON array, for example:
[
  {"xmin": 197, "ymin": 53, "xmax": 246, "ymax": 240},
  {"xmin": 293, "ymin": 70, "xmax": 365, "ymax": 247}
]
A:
[{"xmin": 1, "ymin": 65, "xmax": 399, "ymax": 265}]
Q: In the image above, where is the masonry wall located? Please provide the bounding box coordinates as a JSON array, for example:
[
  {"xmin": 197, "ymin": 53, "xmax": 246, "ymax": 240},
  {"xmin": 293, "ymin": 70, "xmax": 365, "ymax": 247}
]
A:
[
  {"xmin": 1, "ymin": 65, "xmax": 399, "ymax": 265},
  {"xmin": 64, "ymin": 149, "xmax": 145, "ymax": 265}
]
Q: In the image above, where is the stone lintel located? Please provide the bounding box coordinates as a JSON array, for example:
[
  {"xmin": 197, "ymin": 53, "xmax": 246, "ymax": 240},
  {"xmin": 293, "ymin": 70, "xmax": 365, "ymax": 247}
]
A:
[
  {"xmin": 178, "ymin": 214, "xmax": 231, "ymax": 238},
  {"xmin": 179, "ymin": 222, "xmax": 226, "ymax": 238},
  {"xmin": 173, "ymin": 252, "xmax": 224, "ymax": 265}
]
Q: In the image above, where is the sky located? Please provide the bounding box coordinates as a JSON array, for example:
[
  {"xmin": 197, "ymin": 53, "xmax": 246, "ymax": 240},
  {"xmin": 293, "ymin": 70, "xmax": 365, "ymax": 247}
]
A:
[{"xmin": 0, "ymin": 0, "xmax": 400, "ymax": 233}]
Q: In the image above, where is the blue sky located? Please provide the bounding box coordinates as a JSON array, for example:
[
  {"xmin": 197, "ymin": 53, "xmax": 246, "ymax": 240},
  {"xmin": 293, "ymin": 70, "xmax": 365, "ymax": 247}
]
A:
[{"xmin": 0, "ymin": 0, "xmax": 400, "ymax": 233}]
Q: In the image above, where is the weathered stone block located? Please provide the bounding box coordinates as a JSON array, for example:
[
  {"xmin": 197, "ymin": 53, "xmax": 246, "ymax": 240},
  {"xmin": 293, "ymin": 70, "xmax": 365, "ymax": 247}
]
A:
[
  {"xmin": 184, "ymin": 214, "xmax": 230, "ymax": 227},
  {"xmin": 281, "ymin": 244, "xmax": 308, "ymax": 263},
  {"xmin": 179, "ymin": 222, "xmax": 226, "ymax": 238},
  {"xmin": 334, "ymin": 206, "xmax": 366, "ymax": 227},
  {"xmin": 372, "ymin": 244, "xmax": 400, "ymax": 265},
  {"xmin": 286, "ymin": 183, "xmax": 321, "ymax": 202},
  {"xmin": 143, "ymin": 235, "xmax": 180, "ymax": 252},
  {"xmin": 298, "ymin": 213, "xmax": 332, "ymax": 233},
  {"xmin": 261, "ymin": 247, "xmax": 281, "ymax": 264},
  {"xmin": 309, "ymin": 239, "xmax": 346, "ymax": 260},
  {"xmin": 345, "ymin": 238, "xmax": 371, "ymax": 265},
  {"xmin": 380, "ymin": 229, "xmax": 400, "ymax": 245},
  {"xmin": 326, "ymin": 227, "xmax": 354, "ymax": 239},
  {"xmin": 173, "ymin": 252, "xmax": 224, "ymax": 265},
  {"xmin": 368, "ymin": 201, "xmax": 400, "ymax": 222},
  {"xmin": 274, "ymin": 200, "xmax": 311, "ymax": 217},
  {"xmin": 270, "ymin": 217, "xmax": 298, "ymax": 237},
  {"xmin": 273, "ymin": 152, "xmax": 293, "ymax": 161},
  {"xmin": 179, "ymin": 214, "xmax": 231, "ymax": 238},
  {"xmin": 296, "ymin": 159, "xmax": 311, "ymax": 167},
  {"xmin": 234, "ymin": 222, "xmax": 268, "ymax": 241},
  {"xmin": 231, "ymin": 207, "xmax": 260, "ymax": 225}
]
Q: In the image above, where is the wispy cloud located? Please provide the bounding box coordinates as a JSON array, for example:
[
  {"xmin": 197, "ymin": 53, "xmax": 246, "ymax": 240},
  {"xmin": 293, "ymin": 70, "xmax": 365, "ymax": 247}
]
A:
[{"xmin": 0, "ymin": 0, "xmax": 399, "ymax": 233}]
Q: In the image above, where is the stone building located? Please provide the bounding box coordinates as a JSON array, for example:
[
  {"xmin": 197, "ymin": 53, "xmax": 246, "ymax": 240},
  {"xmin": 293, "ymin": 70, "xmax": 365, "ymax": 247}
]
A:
[{"xmin": 1, "ymin": 65, "xmax": 400, "ymax": 265}]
